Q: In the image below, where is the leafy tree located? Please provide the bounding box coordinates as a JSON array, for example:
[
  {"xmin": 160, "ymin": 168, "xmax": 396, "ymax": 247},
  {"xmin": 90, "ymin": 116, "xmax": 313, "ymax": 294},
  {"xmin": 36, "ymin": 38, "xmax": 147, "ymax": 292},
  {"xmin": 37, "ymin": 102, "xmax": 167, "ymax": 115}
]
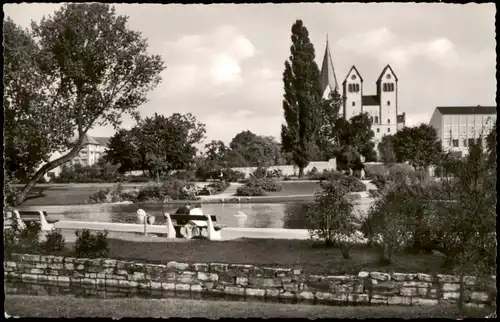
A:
[
  {"xmin": 485, "ymin": 124, "xmax": 496, "ymax": 167},
  {"xmin": 281, "ymin": 19, "xmax": 321, "ymax": 177},
  {"xmin": 4, "ymin": 4, "xmax": 165, "ymax": 206},
  {"xmin": 377, "ymin": 135, "xmax": 397, "ymax": 163},
  {"xmin": 335, "ymin": 146, "xmax": 364, "ymax": 171},
  {"xmin": 229, "ymin": 131, "xmax": 283, "ymax": 167},
  {"xmin": 336, "ymin": 112, "xmax": 376, "ymax": 161},
  {"xmin": 305, "ymin": 180, "xmax": 357, "ymax": 257},
  {"xmin": 316, "ymin": 91, "xmax": 343, "ymax": 160},
  {"xmin": 106, "ymin": 113, "xmax": 205, "ymax": 179},
  {"xmin": 391, "ymin": 123, "xmax": 442, "ymax": 170}
]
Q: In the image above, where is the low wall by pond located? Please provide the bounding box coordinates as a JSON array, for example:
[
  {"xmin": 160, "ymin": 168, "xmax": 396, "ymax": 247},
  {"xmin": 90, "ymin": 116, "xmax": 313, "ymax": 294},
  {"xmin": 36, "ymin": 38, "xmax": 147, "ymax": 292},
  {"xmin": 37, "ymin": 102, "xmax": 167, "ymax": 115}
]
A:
[{"xmin": 4, "ymin": 254, "xmax": 496, "ymax": 308}]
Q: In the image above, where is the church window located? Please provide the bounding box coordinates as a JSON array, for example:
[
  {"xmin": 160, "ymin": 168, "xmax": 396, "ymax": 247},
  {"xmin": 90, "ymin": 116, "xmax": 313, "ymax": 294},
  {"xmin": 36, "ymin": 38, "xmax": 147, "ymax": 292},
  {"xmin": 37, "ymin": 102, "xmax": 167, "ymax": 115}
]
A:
[
  {"xmin": 388, "ymin": 128, "xmax": 391, "ymax": 133},
  {"xmin": 452, "ymin": 140, "xmax": 459, "ymax": 147},
  {"xmin": 386, "ymin": 74, "xmax": 391, "ymax": 79},
  {"xmin": 387, "ymin": 119, "xmax": 390, "ymax": 124},
  {"xmin": 387, "ymin": 101, "xmax": 391, "ymax": 106},
  {"xmin": 352, "ymin": 101, "xmax": 355, "ymax": 106},
  {"xmin": 370, "ymin": 116, "xmax": 374, "ymax": 123},
  {"xmin": 377, "ymin": 128, "xmax": 380, "ymax": 133},
  {"xmin": 351, "ymin": 75, "xmax": 356, "ymax": 80},
  {"xmin": 374, "ymin": 116, "xmax": 379, "ymax": 124},
  {"xmin": 383, "ymin": 83, "xmax": 387, "ymax": 92},
  {"xmin": 355, "ymin": 84, "xmax": 360, "ymax": 92}
]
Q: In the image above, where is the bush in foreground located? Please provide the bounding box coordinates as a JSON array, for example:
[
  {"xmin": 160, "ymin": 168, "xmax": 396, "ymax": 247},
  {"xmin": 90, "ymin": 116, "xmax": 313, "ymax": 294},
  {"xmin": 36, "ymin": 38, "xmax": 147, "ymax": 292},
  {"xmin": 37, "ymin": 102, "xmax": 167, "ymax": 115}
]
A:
[
  {"xmin": 305, "ymin": 180, "xmax": 358, "ymax": 258},
  {"xmin": 236, "ymin": 185, "xmax": 267, "ymax": 196},
  {"xmin": 74, "ymin": 229, "xmax": 109, "ymax": 258},
  {"xmin": 235, "ymin": 177, "xmax": 282, "ymax": 196}
]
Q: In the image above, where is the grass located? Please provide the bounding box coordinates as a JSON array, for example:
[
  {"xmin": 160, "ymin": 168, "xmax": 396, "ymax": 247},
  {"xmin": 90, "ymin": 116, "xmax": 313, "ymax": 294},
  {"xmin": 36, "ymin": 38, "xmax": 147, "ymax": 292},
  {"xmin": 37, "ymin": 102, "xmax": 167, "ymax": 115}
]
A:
[
  {"xmin": 31, "ymin": 235, "xmax": 450, "ymax": 276},
  {"xmin": 4, "ymin": 295, "xmax": 492, "ymax": 318}
]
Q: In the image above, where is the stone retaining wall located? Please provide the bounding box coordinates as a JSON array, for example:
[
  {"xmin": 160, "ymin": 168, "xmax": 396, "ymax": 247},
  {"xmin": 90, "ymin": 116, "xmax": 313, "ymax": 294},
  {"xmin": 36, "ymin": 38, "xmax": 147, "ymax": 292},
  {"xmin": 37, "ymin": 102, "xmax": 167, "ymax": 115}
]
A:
[{"xmin": 4, "ymin": 254, "xmax": 496, "ymax": 308}]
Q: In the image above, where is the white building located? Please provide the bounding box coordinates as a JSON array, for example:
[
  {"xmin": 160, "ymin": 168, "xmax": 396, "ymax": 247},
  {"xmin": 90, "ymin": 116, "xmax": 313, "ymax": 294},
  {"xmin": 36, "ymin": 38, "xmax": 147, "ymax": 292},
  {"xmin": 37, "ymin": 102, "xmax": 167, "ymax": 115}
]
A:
[
  {"xmin": 44, "ymin": 134, "xmax": 110, "ymax": 180},
  {"xmin": 429, "ymin": 105, "xmax": 496, "ymax": 158},
  {"xmin": 319, "ymin": 40, "xmax": 405, "ymax": 146}
]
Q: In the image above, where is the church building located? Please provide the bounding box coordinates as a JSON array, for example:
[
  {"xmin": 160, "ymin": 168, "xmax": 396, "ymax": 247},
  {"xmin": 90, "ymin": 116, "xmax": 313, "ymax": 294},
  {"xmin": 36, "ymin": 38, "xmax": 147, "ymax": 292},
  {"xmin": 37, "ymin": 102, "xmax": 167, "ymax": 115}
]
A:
[{"xmin": 319, "ymin": 39, "xmax": 406, "ymax": 145}]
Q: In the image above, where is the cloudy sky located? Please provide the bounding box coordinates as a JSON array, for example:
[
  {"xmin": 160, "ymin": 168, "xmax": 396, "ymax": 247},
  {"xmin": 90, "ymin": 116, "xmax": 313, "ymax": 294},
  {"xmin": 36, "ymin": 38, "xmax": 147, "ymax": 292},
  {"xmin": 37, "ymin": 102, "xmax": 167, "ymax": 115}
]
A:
[{"xmin": 4, "ymin": 3, "xmax": 496, "ymax": 145}]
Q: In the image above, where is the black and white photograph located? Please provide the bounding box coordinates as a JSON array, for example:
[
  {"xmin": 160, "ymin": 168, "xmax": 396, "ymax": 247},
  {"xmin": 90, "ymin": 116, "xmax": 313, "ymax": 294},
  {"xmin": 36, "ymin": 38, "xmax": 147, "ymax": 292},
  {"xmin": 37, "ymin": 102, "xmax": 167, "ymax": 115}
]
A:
[{"xmin": 3, "ymin": 2, "xmax": 497, "ymax": 319}]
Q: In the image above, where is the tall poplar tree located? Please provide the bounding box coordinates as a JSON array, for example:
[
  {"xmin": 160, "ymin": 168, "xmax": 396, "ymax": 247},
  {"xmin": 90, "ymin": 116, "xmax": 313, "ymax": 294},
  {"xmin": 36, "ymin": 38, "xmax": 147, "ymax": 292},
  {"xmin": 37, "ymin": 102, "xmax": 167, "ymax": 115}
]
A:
[{"xmin": 281, "ymin": 20, "xmax": 321, "ymax": 177}]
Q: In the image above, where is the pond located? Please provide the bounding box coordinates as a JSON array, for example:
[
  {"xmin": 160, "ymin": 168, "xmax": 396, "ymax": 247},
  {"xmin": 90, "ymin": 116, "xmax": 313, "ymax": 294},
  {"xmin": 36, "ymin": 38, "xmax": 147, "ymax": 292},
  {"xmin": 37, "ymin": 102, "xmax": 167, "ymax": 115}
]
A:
[{"xmin": 22, "ymin": 199, "xmax": 374, "ymax": 229}]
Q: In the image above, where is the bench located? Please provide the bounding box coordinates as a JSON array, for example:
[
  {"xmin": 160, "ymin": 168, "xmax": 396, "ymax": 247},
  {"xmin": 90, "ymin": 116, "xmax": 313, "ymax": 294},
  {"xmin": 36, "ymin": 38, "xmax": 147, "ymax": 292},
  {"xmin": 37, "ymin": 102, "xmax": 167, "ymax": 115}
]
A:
[
  {"xmin": 11, "ymin": 210, "xmax": 59, "ymax": 231},
  {"xmin": 164, "ymin": 213, "xmax": 226, "ymax": 241}
]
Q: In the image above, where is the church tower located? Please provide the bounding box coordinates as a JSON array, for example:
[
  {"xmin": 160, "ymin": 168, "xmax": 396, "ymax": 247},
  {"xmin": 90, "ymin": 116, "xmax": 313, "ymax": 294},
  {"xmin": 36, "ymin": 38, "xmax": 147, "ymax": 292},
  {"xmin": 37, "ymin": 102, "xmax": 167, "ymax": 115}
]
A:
[
  {"xmin": 342, "ymin": 65, "xmax": 363, "ymax": 119},
  {"xmin": 319, "ymin": 37, "xmax": 340, "ymax": 106},
  {"xmin": 376, "ymin": 65, "xmax": 398, "ymax": 141}
]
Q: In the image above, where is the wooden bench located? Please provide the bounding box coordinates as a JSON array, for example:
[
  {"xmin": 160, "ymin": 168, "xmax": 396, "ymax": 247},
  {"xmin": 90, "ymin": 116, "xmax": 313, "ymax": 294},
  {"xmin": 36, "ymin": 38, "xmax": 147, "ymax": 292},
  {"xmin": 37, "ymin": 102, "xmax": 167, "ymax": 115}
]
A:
[
  {"xmin": 164, "ymin": 213, "xmax": 225, "ymax": 241},
  {"xmin": 12, "ymin": 210, "xmax": 60, "ymax": 231}
]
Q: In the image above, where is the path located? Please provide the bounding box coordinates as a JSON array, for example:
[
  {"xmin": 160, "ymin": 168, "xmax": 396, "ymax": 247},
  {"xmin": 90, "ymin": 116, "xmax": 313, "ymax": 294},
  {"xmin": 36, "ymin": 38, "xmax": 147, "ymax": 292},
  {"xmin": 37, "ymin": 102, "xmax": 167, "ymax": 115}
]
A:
[{"xmin": 4, "ymin": 295, "xmax": 483, "ymax": 318}]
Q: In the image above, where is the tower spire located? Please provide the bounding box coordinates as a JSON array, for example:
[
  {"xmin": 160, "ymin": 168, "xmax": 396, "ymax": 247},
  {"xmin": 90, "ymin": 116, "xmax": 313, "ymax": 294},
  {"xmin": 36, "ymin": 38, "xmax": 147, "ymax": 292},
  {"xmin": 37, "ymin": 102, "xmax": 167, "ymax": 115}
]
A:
[{"xmin": 319, "ymin": 36, "xmax": 339, "ymax": 96}]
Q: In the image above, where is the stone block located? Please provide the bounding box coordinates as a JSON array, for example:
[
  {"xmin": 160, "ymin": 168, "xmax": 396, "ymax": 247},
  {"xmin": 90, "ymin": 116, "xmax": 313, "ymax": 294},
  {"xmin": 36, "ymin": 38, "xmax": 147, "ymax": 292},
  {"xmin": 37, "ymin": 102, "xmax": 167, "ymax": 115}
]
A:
[
  {"xmin": 5, "ymin": 261, "xmax": 17, "ymax": 268},
  {"xmin": 64, "ymin": 263, "xmax": 74, "ymax": 270},
  {"xmin": 102, "ymin": 259, "xmax": 117, "ymax": 268},
  {"xmin": 441, "ymin": 283, "xmax": 460, "ymax": 292},
  {"xmin": 401, "ymin": 281, "xmax": 432, "ymax": 288},
  {"xmin": 370, "ymin": 272, "xmax": 391, "ymax": 281},
  {"xmin": 63, "ymin": 257, "xmax": 76, "ymax": 264},
  {"xmin": 358, "ymin": 271, "xmax": 370, "ymax": 278},
  {"xmin": 191, "ymin": 284, "xmax": 203, "ymax": 293},
  {"xmin": 30, "ymin": 268, "xmax": 44, "ymax": 275},
  {"xmin": 298, "ymin": 291, "xmax": 315, "ymax": 301},
  {"xmin": 36, "ymin": 263, "xmax": 48, "ymax": 269},
  {"xmin": 87, "ymin": 259, "xmax": 102, "ymax": 267},
  {"xmin": 266, "ymin": 289, "xmax": 280, "ymax": 298},
  {"xmin": 166, "ymin": 261, "xmax": 189, "ymax": 271},
  {"xmin": 175, "ymin": 283, "xmax": 191, "ymax": 293},
  {"xmin": 246, "ymin": 288, "xmax": 265, "ymax": 298},
  {"xmin": 293, "ymin": 269, "xmax": 301, "ymax": 275},
  {"xmin": 417, "ymin": 273, "xmax": 434, "ymax": 282},
  {"xmin": 236, "ymin": 277, "xmax": 248, "ymax": 286},
  {"xmin": 261, "ymin": 267, "xmax": 279, "ymax": 278},
  {"xmin": 58, "ymin": 276, "xmax": 71, "ymax": 286},
  {"xmin": 388, "ymin": 296, "xmax": 411, "ymax": 305},
  {"xmin": 192, "ymin": 263, "xmax": 209, "ymax": 272},
  {"xmin": 24, "ymin": 254, "xmax": 42, "ymax": 262},
  {"xmin": 463, "ymin": 276, "xmax": 478, "ymax": 286},
  {"xmin": 437, "ymin": 274, "xmax": 460, "ymax": 283},
  {"xmin": 177, "ymin": 272, "xmax": 196, "ymax": 284},
  {"xmin": 372, "ymin": 280, "xmax": 398, "ymax": 295},
  {"xmin": 224, "ymin": 286, "xmax": 245, "ymax": 296},
  {"xmin": 228, "ymin": 264, "xmax": 254, "ymax": 275},
  {"xmin": 21, "ymin": 274, "xmax": 38, "ymax": 282},
  {"xmin": 412, "ymin": 298, "xmax": 438, "ymax": 306},
  {"xmin": 46, "ymin": 275, "xmax": 58, "ymax": 285},
  {"xmin": 464, "ymin": 302, "xmax": 486, "ymax": 309},
  {"xmin": 210, "ymin": 263, "xmax": 228, "ymax": 273},
  {"xmin": 273, "ymin": 268, "xmax": 292, "ymax": 277},
  {"xmin": 130, "ymin": 272, "xmax": 146, "ymax": 281},
  {"xmin": 283, "ymin": 283, "xmax": 299, "ymax": 293},
  {"xmin": 118, "ymin": 280, "xmax": 138, "ymax": 288},
  {"xmin": 197, "ymin": 272, "xmax": 210, "ymax": 281},
  {"xmin": 442, "ymin": 291, "xmax": 460, "ymax": 300},
  {"xmin": 348, "ymin": 294, "xmax": 369, "ymax": 304},
  {"xmin": 371, "ymin": 297, "xmax": 388, "ymax": 305},
  {"xmin": 209, "ymin": 273, "xmax": 219, "ymax": 282},
  {"xmin": 400, "ymin": 287, "xmax": 418, "ymax": 297},
  {"xmin": 470, "ymin": 291, "xmax": 489, "ymax": 303},
  {"xmin": 161, "ymin": 282, "xmax": 175, "ymax": 290},
  {"xmin": 279, "ymin": 290, "xmax": 297, "ymax": 299}
]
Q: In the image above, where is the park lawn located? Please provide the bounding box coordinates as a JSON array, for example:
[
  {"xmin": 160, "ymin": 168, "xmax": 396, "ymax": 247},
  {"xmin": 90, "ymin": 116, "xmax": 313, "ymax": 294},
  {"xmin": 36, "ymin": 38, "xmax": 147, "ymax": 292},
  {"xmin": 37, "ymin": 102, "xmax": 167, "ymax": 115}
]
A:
[
  {"xmin": 4, "ymin": 295, "xmax": 491, "ymax": 318},
  {"xmin": 51, "ymin": 237, "xmax": 450, "ymax": 276},
  {"xmin": 21, "ymin": 186, "xmax": 99, "ymax": 206}
]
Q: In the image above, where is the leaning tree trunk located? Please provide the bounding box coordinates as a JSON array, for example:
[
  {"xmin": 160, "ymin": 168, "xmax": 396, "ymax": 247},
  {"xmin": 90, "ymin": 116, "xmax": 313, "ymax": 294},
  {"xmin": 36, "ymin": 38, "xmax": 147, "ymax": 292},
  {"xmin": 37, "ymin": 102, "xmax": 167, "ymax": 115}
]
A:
[
  {"xmin": 14, "ymin": 135, "xmax": 87, "ymax": 207},
  {"xmin": 298, "ymin": 167, "xmax": 305, "ymax": 178}
]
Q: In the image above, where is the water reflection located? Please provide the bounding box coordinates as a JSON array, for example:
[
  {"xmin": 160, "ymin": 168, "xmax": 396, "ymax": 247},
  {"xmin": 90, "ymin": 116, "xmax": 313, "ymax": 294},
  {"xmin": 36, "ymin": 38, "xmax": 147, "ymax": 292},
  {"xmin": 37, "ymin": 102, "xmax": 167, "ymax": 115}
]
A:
[{"xmin": 23, "ymin": 198, "xmax": 372, "ymax": 229}]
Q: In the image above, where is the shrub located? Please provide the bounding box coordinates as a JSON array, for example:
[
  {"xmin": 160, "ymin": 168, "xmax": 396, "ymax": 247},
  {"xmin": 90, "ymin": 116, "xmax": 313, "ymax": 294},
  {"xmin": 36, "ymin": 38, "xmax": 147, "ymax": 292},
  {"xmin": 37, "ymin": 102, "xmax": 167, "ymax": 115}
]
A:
[
  {"xmin": 208, "ymin": 181, "xmax": 230, "ymax": 194},
  {"xmin": 41, "ymin": 229, "xmax": 66, "ymax": 253},
  {"xmin": 305, "ymin": 180, "xmax": 358, "ymax": 257},
  {"xmin": 251, "ymin": 167, "xmax": 268, "ymax": 179},
  {"xmin": 18, "ymin": 221, "xmax": 42, "ymax": 250},
  {"xmin": 364, "ymin": 164, "xmax": 389, "ymax": 179},
  {"xmin": 307, "ymin": 170, "xmax": 341, "ymax": 181},
  {"xmin": 246, "ymin": 177, "xmax": 282, "ymax": 192},
  {"xmin": 126, "ymin": 175, "xmax": 152, "ymax": 183},
  {"xmin": 74, "ymin": 229, "xmax": 109, "ymax": 258},
  {"xmin": 221, "ymin": 169, "xmax": 246, "ymax": 182},
  {"xmin": 235, "ymin": 185, "xmax": 267, "ymax": 196},
  {"xmin": 283, "ymin": 175, "xmax": 292, "ymax": 181},
  {"xmin": 161, "ymin": 179, "xmax": 192, "ymax": 200},
  {"xmin": 339, "ymin": 176, "xmax": 366, "ymax": 192},
  {"xmin": 168, "ymin": 170, "xmax": 196, "ymax": 182},
  {"xmin": 136, "ymin": 184, "xmax": 166, "ymax": 202},
  {"xmin": 307, "ymin": 167, "xmax": 318, "ymax": 175},
  {"xmin": 266, "ymin": 169, "xmax": 283, "ymax": 179}
]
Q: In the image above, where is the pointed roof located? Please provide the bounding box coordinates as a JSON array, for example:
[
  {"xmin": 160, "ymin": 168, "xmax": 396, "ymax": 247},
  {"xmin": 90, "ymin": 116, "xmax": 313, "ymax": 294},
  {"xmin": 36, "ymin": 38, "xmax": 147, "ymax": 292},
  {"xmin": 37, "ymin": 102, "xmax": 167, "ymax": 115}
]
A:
[
  {"xmin": 342, "ymin": 65, "xmax": 364, "ymax": 84},
  {"xmin": 81, "ymin": 134, "xmax": 99, "ymax": 145},
  {"xmin": 376, "ymin": 64, "xmax": 398, "ymax": 82},
  {"xmin": 319, "ymin": 36, "xmax": 339, "ymax": 94}
]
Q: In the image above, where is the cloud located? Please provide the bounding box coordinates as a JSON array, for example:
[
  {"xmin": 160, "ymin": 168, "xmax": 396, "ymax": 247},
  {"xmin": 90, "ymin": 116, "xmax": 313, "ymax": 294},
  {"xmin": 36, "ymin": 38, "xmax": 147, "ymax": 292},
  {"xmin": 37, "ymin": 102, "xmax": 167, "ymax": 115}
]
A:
[{"xmin": 337, "ymin": 27, "xmax": 493, "ymax": 71}]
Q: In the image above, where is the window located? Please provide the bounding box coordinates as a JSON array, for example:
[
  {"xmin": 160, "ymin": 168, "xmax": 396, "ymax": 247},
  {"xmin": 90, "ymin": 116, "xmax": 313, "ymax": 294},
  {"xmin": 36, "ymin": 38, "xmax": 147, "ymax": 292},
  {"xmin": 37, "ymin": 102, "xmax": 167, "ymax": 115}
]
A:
[
  {"xmin": 348, "ymin": 84, "xmax": 352, "ymax": 92},
  {"xmin": 351, "ymin": 75, "xmax": 357, "ymax": 80},
  {"xmin": 383, "ymin": 83, "xmax": 395, "ymax": 92},
  {"xmin": 370, "ymin": 116, "xmax": 374, "ymax": 123},
  {"xmin": 355, "ymin": 84, "xmax": 360, "ymax": 92},
  {"xmin": 377, "ymin": 128, "xmax": 380, "ymax": 133},
  {"xmin": 452, "ymin": 139, "xmax": 459, "ymax": 147},
  {"xmin": 352, "ymin": 101, "xmax": 355, "ymax": 106},
  {"xmin": 387, "ymin": 101, "xmax": 391, "ymax": 106},
  {"xmin": 374, "ymin": 116, "xmax": 379, "ymax": 124},
  {"xmin": 387, "ymin": 119, "xmax": 391, "ymax": 124},
  {"xmin": 386, "ymin": 74, "xmax": 392, "ymax": 79},
  {"xmin": 383, "ymin": 83, "xmax": 387, "ymax": 92},
  {"xmin": 387, "ymin": 128, "xmax": 391, "ymax": 133}
]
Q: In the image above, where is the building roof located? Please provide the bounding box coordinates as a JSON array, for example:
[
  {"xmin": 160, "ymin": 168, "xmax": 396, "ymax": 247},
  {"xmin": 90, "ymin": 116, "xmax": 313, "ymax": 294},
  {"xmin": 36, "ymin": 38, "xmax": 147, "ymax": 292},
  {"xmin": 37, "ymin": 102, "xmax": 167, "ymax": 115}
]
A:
[
  {"xmin": 94, "ymin": 137, "xmax": 110, "ymax": 147},
  {"xmin": 342, "ymin": 65, "xmax": 364, "ymax": 84},
  {"xmin": 362, "ymin": 95, "xmax": 380, "ymax": 106},
  {"xmin": 436, "ymin": 105, "xmax": 496, "ymax": 115},
  {"xmin": 81, "ymin": 134, "xmax": 99, "ymax": 145},
  {"xmin": 376, "ymin": 64, "xmax": 398, "ymax": 83},
  {"xmin": 319, "ymin": 37, "xmax": 340, "ymax": 94}
]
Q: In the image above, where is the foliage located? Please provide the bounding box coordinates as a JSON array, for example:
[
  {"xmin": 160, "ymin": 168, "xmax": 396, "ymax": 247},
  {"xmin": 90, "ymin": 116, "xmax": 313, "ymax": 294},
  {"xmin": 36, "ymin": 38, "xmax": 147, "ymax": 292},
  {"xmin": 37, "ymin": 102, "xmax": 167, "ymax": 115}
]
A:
[
  {"xmin": 392, "ymin": 123, "xmax": 442, "ymax": 169},
  {"xmin": 88, "ymin": 183, "xmax": 127, "ymax": 204},
  {"xmin": 315, "ymin": 91, "xmax": 343, "ymax": 159},
  {"xmin": 105, "ymin": 113, "xmax": 206, "ymax": 178},
  {"xmin": 335, "ymin": 113, "xmax": 377, "ymax": 162},
  {"xmin": 281, "ymin": 20, "xmax": 321, "ymax": 177},
  {"xmin": 74, "ymin": 229, "xmax": 109, "ymax": 258},
  {"xmin": 206, "ymin": 181, "xmax": 231, "ymax": 194},
  {"xmin": 4, "ymin": 220, "xmax": 43, "ymax": 258},
  {"xmin": 167, "ymin": 170, "xmax": 197, "ymax": 182},
  {"xmin": 246, "ymin": 177, "xmax": 283, "ymax": 192},
  {"xmin": 305, "ymin": 180, "xmax": 357, "ymax": 256},
  {"xmin": 377, "ymin": 135, "xmax": 397, "ymax": 163},
  {"xmin": 4, "ymin": 4, "xmax": 165, "ymax": 206},
  {"xmin": 229, "ymin": 131, "xmax": 284, "ymax": 167},
  {"xmin": 335, "ymin": 146, "xmax": 364, "ymax": 171},
  {"xmin": 41, "ymin": 229, "xmax": 66, "ymax": 253},
  {"xmin": 236, "ymin": 185, "xmax": 267, "ymax": 196},
  {"xmin": 251, "ymin": 167, "xmax": 268, "ymax": 179},
  {"xmin": 195, "ymin": 166, "xmax": 245, "ymax": 182},
  {"xmin": 54, "ymin": 160, "xmax": 121, "ymax": 183}
]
